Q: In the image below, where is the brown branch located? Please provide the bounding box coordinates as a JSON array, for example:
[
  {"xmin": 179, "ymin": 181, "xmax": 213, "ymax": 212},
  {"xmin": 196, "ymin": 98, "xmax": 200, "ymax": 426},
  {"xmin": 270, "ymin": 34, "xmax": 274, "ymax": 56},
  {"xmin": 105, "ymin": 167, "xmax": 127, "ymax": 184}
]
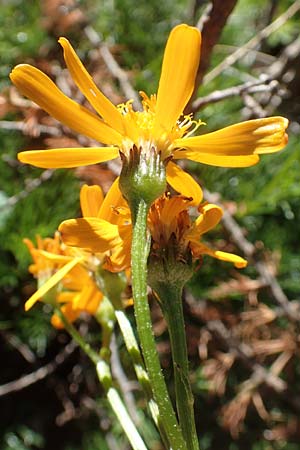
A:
[{"xmin": 193, "ymin": 0, "xmax": 238, "ymax": 91}]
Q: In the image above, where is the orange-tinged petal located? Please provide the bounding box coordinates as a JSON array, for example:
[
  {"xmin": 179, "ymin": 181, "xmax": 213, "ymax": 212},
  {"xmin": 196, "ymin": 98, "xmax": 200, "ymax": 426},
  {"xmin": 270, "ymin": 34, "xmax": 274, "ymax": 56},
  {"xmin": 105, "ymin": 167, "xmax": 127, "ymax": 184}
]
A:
[
  {"xmin": 51, "ymin": 303, "xmax": 81, "ymax": 328},
  {"xmin": 24, "ymin": 257, "xmax": 82, "ymax": 311},
  {"xmin": 18, "ymin": 147, "xmax": 119, "ymax": 169},
  {"xmin": 73, "ymin": 282, "xmax": 102, "ymax": 312},
  {"xmin": 36, "ymin": 250, "xmax": 74, "ymax": 264},
  {"xmin": 59, "ymin": 217, "xmax": 121, "ymax": 253},
  {"xmin": 59, "ymin": 38, "xmax": 125, "ymax": 135},
  {"xmin": 56, "ymin": 292, "xmax": 77, "ymax": 303},
  {"xmin": 191, "ymin": 242, "xmax": 247, "ymax": 268},
  {"xmin": 166, "ymin": 161, "xmax": 203, "ymax": 205},
  {"xmin": 10, "ymin": 65, "xmax": 123, "ymax": 145},
  {"xmin": 174, "ymin": 117, "xmax": 288, "ymax": 167},
  {"xmin": 154, "ymin": 24, "xmax": 201, "ymax": 134},
  {"xmin": 80, "ymin": 184, "xmax": 104, "ymax": 217},
  {"xmin": 191, "ymin": 204, "xmax": 223, "ymax": 236}
]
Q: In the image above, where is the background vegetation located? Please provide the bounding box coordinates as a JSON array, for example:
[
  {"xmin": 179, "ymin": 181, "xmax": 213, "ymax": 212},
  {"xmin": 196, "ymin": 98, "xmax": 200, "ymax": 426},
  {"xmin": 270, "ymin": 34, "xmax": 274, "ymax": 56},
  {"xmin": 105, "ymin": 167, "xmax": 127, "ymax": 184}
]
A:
[{"xmin": 1, "ymin": 0, "xmax": 300, "ymax": 449}]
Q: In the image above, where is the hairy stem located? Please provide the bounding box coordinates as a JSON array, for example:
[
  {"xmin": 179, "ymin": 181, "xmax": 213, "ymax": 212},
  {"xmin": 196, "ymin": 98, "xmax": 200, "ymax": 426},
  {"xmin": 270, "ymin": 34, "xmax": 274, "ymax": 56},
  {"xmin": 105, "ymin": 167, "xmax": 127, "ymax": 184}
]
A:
[{"xmin": 131, "ymin": 199, "xmax": 187, "ymax": 450}]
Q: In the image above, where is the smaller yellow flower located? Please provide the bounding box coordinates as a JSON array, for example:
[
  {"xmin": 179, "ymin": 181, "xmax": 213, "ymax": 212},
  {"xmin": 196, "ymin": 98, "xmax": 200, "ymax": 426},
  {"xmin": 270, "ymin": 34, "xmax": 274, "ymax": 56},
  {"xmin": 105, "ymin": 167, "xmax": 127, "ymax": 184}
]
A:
[
  {"xmin": 51, "ymin": 265, "xmax": 103, "ymax": 329},
  {"xmin": 58, "ymin": 178, "xmax": 132, "ymax": 272},
  {"xmin": 24, "ymin": 180, "xmax": 133, "ymax": 326},
  {"xmin": 23, "ymin": 234, "xmax": 103, "ymax": 327},
  {"xmin": 148, "ymin": 194, "xmax": 247, "ymax": 268}
]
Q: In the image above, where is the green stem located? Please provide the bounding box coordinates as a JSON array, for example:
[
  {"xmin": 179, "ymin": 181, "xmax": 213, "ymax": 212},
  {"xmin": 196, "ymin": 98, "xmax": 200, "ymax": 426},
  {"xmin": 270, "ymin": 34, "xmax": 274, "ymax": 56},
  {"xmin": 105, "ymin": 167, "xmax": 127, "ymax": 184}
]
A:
[
  {"xmin": 158, "ymin": 285, "xmax": 199, "ymax": 450},
  {"xmin": 95, "ymin": 271, "xmax": 170, "ymax": 447},
  {"xmin": 131, "ymin": 199, "xmax": 187, "ymax": 450},
  {"xmin": 54, "ymin": 307, "xmax": 148, "ymax": 450},
  {"xmin": 114, "ymin": 308, "xmax": 170, "ymax": 448}
]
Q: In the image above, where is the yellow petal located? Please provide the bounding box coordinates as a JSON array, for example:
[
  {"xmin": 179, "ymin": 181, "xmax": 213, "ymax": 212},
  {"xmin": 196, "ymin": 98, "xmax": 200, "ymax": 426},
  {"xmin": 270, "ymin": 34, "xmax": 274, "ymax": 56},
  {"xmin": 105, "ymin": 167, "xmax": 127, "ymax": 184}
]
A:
[
  {"xmin": 59, "ymin": 217, "xmax": 121, "ymax": 252},
  {"xmin": 80, "ymin": 184, "xmax": 104, "ymax": 217},
  {"xmin": 10, "ymin": 65, "xmax": 123, "ymax": 145},
  {"xmin": 36, "ymin": 250, "xmax": 74, "ymax": 264},
  {"xmin": 166, "ymin": 161, "xmax": 203, "ymax": 205},
  {"xmin": 59, "ymin": 38, "xmax": 125, "ymax": 135},
  {"xmin": 25, "ymin": 257, "xmax": 82, "ymax": 311},
  {"xmin": 192, "ymin": 242, "xmax": 247, "ymax": 268},
  {"xmin": 98, "ymin": 177, "xmax": 129, "ymax": 223},
  {"xmin": 194, "ymin": 204, "xmax": 223, "ymax": 235},
  {"xmin": 18, "ymin": 147, "xmax": 119, "ymax": 169},
  {"xmin": 174, "ymin": 117, "xmax": 288, "ymax": 167},
  {"xmin": 56, "ymin": 292, "xmax": 76, "ymax": 303},
  {"xmin": 174, "ymin": 151, "xmax": 259, "ymax": 167},
  {"xmin": 154, "ymin": 24, "xmax": 201, "ymax": 134},
  {"xmin": 73, "ymin": 282, "xmax": 102, "ymax": 313}
]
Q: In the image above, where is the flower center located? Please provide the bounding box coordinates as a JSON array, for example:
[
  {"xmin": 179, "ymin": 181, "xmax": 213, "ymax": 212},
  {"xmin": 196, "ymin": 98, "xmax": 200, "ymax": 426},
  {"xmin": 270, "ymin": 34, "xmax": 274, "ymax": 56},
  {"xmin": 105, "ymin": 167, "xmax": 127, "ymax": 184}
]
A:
[{"xmin": 117, "ymin": 92, "xmax": 203, "ymax": 159}]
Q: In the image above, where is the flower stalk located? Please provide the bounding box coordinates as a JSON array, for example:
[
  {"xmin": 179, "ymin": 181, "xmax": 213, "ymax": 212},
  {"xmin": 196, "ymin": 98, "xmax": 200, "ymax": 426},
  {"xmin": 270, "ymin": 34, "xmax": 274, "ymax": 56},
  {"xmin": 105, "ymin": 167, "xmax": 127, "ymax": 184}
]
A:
[
  {"xmin": 148, "ymin": 243, "xmax": 199, "ymax": 450},
  {"xmin": 119, "ymin": 147, "xmax": 187, "ymax": 448},
  {"xmin": 155, "ymin": 283, "xmax": 199, "ymax": 450},
  {"xmin": 53, "ymin": 305, "xmax": 148, "ymax": 450},
  {"xmin": 130, "ymin": 198, "xmax": 187, "ymax": 450}
]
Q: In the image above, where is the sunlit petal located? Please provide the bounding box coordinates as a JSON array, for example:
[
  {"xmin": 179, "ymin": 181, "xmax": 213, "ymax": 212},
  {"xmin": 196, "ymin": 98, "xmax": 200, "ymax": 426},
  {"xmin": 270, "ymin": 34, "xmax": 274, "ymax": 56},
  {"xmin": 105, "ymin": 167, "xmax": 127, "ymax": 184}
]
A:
[
  {"xmin": 59, "ymin": 38, "xmax": 125, "ymax": 135},
  {"xmin": 51, "ymin": 303, "xmax": 81, "ymax": 328},
  {"xmin": 174, "ymin": 117, "xmax": 288, "ymax": 167},
  {"xmin": 166, "ymin": 161, "xmax": 203, "ymax": 205},
  {"xmin": 59, "ymin": 217, "xmax": 121, "ymax": 252},
  {"xmin": 73, "ymin": 282, "xmax": 102, "ymax": 312},
  {"xmin": 18, "ymin": 147, "xmax": 119, "ymax": 168},
  {"xmin": 10, "ymin": 65, "xmax": 123, "ymax": 145},
  {"xmin": 36, "ymin": 250, "xmax": 74, "ymax": 264},
  {"xmin": 154, "ymin": 24, "xmax": 201, "ymax": 134},
  {"xmin": 98, "ymin": 177, "xmax": 128, "ymax": 223},
  {"xmin": 24, "ymin": 257, "xmax": 82, "ymax": 311},
  {"xmin": 80, "ymin": 184, "xmax": 104, "ymax": 217},
  {"xmin": 174, "ymin": 151, "xmax": 259, "ymax": 167},
  {"xmin": 190, "ymin": 204, "xmax": 223, "ymax": 236},
  {"xmin": 192, "ymin": 242, "xmax": 247, "ymax": 268}
]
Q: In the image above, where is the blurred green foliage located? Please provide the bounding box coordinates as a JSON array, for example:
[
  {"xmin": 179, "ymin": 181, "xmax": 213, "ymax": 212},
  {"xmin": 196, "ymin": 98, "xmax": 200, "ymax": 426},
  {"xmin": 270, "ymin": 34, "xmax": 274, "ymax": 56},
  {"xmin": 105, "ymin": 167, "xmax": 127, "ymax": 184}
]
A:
[{"xmin": 1, "ymin": 0, "xmax": 300, "ymax": 449}]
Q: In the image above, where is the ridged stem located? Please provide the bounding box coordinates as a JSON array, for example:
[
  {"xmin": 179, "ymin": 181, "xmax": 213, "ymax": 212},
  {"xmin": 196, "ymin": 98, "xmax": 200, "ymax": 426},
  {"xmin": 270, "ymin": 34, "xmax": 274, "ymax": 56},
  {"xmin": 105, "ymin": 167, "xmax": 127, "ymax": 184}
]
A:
[
  {"xmin": 131, "ymin": 199, "xmax": 187, "ymax": 450},
  {"xmin": 157, "ymin": 284, "xmax": 199, "ymax": 450}
]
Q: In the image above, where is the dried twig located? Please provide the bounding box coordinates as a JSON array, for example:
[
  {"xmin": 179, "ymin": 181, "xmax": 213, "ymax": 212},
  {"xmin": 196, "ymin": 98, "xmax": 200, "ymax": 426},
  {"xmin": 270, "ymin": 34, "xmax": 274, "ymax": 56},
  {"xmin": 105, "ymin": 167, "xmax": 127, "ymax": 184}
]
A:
[
  {"xmin": 0, "ymin": 120, "xmax": 61, "ymax": 137},
  {"xmin": 190, "ymin": 76, "xmax": 279, "ymax": 112},
  {"xmin": 0, "ymin": 169, "xmax": 54, "ymax": 212},
  {"xmin": 203, "ymin": 188, "xmax": 300, "ymax": 322},
  {"xmin": 84, "ymin": 25, "xmax": 141, "ymax": 110},
  {"xmin": 204, "ymin": 0, "xmax": 300, "ymax": 84},
  {"xmin": 0, "ymin": 330, "xmax": 36, "ymax": 363},
  {"xmin": 0, "ymin": 340, "xmax": 76, "ymax": 397}
]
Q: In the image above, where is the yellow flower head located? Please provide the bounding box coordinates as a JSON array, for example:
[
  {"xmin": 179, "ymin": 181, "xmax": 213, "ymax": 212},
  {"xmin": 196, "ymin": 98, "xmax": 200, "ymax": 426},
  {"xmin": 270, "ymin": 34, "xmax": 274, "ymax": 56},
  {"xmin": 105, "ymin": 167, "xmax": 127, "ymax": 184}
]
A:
[
  {"xmin": 23, "ymin": 233, "xmax": 102, "ymax": 327},
  {"xmin": 58, "ymin": 177, "xmax": 132, "ymax": 272},
  {"xmin": 148, "ymin": 194, "xmax": 247, "ymax": 269},
  {"xmin": 23, "ymin": 180, "xmax": 131, "ymax": 327},
  {"xmin": 10, "ymin": 24, "xmax": 288, "ymax": 204}
]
